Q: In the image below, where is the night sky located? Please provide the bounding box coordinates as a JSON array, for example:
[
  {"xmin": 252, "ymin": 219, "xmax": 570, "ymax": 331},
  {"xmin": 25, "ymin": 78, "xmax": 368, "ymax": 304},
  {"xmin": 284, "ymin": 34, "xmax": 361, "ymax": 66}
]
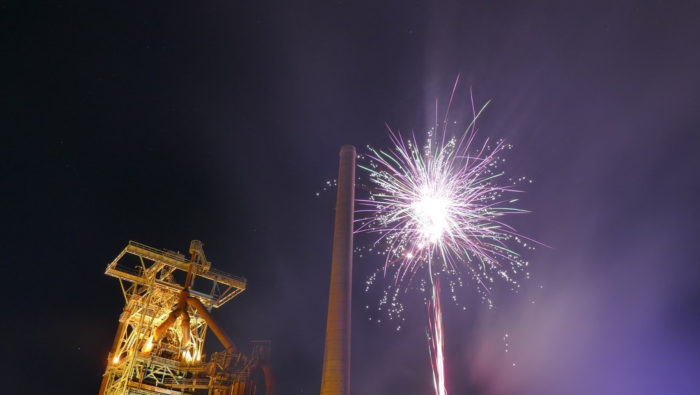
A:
[{"xmin": 5, "ymin": 1, "xmax": 700, "ymax": 394}]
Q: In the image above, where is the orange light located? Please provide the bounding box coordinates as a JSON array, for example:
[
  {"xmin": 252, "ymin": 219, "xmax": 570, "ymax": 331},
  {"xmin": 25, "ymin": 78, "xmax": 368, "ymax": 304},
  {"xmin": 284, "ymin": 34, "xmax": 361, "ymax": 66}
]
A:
[
  {"xmin": 182, "ymin": 350, "xmax": 195, "ymax": 362},
  {"xmin": 142, "ymin": 337, "xmax": 153, "ymax": 353}
]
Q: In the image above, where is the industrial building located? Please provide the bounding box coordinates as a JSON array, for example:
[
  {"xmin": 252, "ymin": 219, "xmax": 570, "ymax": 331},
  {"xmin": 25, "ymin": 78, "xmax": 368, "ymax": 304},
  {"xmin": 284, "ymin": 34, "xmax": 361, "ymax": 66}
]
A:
[{"xmin": 99, "ymin": 240, "xmax": 274, "ymax": 395}]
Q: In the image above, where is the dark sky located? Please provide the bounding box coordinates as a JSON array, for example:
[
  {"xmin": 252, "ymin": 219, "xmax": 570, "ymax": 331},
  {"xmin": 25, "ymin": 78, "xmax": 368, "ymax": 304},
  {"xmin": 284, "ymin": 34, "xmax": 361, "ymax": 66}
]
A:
[{"xmin": 4, "ymin": 1, "xmax": 700, "ymax": 394}]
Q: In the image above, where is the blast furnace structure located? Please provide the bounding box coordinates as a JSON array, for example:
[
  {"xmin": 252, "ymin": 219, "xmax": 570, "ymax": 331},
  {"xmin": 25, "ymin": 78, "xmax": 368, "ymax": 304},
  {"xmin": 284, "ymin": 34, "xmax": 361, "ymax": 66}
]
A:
[{"xmin": 99, "ymin": 240, "xmax": 274, "ymax": 395}]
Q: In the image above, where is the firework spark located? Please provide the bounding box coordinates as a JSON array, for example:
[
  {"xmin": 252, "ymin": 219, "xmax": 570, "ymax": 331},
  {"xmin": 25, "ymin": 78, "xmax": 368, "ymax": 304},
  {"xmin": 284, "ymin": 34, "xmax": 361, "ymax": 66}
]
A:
[
  {"xmin": 356, "ymin": 100, "xmax": 531, "ymax": 293},
  {"xmin": 356, "ymin": 81, "xmax": 536, "ymax": 394},
  {"xmin": 428, "ymin": 279, "xmax": 446, "ymax": 395}
]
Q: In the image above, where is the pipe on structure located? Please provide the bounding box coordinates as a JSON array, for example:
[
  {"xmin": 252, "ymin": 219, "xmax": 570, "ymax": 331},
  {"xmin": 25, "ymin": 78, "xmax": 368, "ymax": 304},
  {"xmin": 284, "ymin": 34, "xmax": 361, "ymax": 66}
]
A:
[
  {"xmin": 154, "ymin": 266, "xmax": 195, "ymax": 343},
  {"xmin": 186, "ymin": 297, "xmax": 237, "ymax": 354},
  {"xmin": 259, "ymin": 362, "xmax": 277, "ymax": 395},
  {"xmin": 320, "ymin": 145, "xmax": 356, "ymax": 395},
  {"xmin": 151, "ymin": 259, "xmax": 239, "ymax": 355},
  {"xmin": 154, "ymin": 288, "xmax": 190, "ymax": 342},
  {"xmin": 152, "ymin": 293, "xmax": 237, "ymax": 354},
  {"xmin": 154, "ymin": 308, "xmax": 181, "ymax": 341},
  {"xmin": 180, "ymin": 310, "xmax": 191, "ymax": 347}
]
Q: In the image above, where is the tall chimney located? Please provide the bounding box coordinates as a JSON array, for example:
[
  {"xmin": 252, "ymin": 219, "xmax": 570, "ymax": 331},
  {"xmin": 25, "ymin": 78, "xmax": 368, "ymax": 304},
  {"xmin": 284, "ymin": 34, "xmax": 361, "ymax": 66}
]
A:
[{"xmin": 320, "ymin": 145, "xmax": 356, "ymax": 395}]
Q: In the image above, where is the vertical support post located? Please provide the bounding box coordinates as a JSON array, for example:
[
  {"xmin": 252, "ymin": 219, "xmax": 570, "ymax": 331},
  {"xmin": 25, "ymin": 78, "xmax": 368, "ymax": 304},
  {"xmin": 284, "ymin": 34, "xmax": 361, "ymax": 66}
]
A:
[
  {"xmin": 98, "ymin": 308, "xmax": 129, "ymax": 394},
  {"xmin": 321, "ymin": 145, "xmax": 356, "ymax": 395}
]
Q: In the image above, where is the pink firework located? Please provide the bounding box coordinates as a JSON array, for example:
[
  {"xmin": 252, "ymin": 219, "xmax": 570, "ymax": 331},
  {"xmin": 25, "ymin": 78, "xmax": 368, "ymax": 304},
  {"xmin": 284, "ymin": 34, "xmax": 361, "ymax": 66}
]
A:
[
  {"xmin": 428, "ymin": 279, "xmax": 447, "ymax": 395},
  {"xmin": 356, "ymin": 92, "xmax": 532, "ymax": 293},
  {"xmin": 356, "ymin": 80, "xmax": 537, "ymax": 394}
]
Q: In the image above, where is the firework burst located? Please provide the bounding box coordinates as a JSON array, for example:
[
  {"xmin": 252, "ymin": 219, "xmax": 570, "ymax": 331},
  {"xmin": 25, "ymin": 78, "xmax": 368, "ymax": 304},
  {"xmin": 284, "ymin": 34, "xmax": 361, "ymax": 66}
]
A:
[
  {"xmin": 356, "ymin": 81, "xmax": 537, "ymax": 394},
  {"xmin": 356, "ymin": 100, "xmax": 532, "ymax": 293}
]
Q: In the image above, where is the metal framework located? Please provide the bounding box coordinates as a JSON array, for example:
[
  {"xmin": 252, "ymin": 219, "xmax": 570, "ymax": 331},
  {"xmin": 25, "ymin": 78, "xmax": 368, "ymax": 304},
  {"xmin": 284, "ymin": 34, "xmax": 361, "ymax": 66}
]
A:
[{"xmin": 99, "ymin": 240, "xmax": 273, "ymax": 395}]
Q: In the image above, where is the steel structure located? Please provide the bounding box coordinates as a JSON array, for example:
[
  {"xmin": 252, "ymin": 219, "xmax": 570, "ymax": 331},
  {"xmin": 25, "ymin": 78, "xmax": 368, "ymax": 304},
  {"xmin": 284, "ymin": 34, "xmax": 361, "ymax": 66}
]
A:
[{"xmin": 99, "ymin": 240, "xmax": 274, "ymax": 395}]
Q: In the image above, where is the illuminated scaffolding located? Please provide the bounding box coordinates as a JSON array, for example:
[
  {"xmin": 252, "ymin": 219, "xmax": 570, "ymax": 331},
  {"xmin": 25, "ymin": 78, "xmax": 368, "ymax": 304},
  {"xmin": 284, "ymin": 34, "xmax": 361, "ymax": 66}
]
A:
[{"xmin": 99, "ymin": 240, "xmax": 274, "ymax": 395}]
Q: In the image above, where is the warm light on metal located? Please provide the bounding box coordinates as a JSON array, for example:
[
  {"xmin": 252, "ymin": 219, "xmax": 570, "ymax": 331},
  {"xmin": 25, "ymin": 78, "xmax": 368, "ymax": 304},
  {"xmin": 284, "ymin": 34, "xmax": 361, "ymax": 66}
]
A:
[{"xmin": 99, "ymin": 240, "xmax": 275, "ymax": 395}]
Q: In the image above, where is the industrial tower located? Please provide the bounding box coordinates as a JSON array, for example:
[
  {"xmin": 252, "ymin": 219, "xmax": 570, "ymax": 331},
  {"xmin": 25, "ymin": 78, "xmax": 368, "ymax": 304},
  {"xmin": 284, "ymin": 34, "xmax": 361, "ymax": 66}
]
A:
[
  {"xmin": 320, "ymin": 145, "xmax": 355, "ymax": 395},
  {"xmin": 99, "ymin": 240, "xmax": 274, "ymax": 395}
]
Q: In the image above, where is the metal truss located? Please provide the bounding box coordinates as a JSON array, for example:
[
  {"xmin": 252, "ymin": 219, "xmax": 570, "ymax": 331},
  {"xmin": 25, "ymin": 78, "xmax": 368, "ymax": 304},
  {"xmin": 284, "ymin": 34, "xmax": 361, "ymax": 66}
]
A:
[{"xmin": 99, "ymin": 240, "xmax": 272, "ymax": 395}]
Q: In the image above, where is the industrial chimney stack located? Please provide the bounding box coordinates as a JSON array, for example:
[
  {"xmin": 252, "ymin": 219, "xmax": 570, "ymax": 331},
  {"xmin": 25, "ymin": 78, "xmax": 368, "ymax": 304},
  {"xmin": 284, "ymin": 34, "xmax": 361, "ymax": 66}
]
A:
[{"xmin": 320, "ymin": 145, "xmax": 356, "ymax": 395}]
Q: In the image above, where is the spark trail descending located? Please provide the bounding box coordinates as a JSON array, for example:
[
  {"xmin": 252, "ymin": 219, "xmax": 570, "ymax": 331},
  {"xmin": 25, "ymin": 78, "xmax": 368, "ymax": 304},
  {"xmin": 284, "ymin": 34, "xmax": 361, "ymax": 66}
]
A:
[
  {"xmin": 428, "ymin": 279, "xmax": 446, "ymax": 395},
  {"xmin": 356, "ymin": 81, "xmax": 535, "ymax": 394}
]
